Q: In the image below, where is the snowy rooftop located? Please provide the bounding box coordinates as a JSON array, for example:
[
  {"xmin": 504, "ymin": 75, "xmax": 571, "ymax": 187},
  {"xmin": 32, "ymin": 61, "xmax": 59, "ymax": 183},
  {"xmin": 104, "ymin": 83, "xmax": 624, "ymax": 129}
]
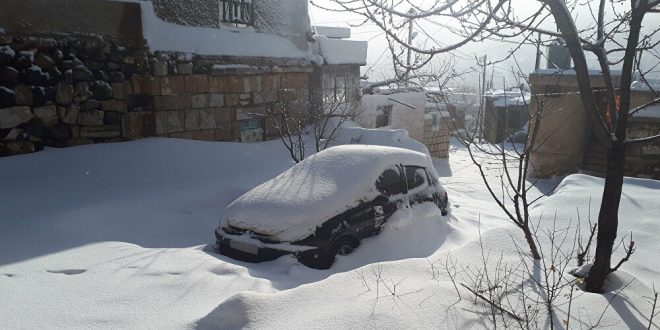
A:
[{"xmin": 532, "ymin": 68, "xmax": 623, "ymax": 76}]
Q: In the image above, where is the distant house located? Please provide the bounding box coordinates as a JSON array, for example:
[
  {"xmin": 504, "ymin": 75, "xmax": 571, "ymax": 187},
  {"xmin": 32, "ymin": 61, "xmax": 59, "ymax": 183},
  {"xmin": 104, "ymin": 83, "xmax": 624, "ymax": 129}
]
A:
[
  {"xmin": 483, "ymin": 88, "xmax": 531, "ymax": 144},
  {"xmin": 528, "ymin": 69, "xmax": 660, "ymax": 179},
  {"xmin": 0, "ymin": 0, "xmax": 368, "ymax": 156},
  {"xmin": 356, "ymin": 89, "xmax": 450, "ymax": 158}
]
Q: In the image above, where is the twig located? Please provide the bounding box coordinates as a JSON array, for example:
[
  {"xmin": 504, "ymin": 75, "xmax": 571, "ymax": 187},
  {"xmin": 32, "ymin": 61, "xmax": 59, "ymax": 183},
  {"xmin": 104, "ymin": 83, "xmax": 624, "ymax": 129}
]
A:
[
  {"xmin": 460, "ymin": 283, "xmax": 524, "ymax": 321},
  {"xmin": 610, "ymin": 232, "xmax": 635, "ymax": 273}
]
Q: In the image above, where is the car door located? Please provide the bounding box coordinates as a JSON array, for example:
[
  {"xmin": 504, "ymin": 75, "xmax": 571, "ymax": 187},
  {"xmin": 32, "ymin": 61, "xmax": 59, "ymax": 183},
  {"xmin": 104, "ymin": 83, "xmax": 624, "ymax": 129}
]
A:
[
  {"xmin": 371, "ymin": 166, "xmax": 407, "ymax": 231},
  {"xmin": 404, "ymin": 165, "xmax": 432, "ymax": 204}
]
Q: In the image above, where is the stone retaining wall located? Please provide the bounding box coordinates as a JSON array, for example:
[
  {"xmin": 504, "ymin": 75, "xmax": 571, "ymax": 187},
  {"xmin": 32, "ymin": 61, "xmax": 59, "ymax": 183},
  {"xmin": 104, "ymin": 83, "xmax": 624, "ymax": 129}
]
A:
[
  {"xmin": 625, "ymin": 118, "xmax": 660, "ymax": 179},
  {"xmin": 423, "ymin": 112, "xmax": 450, "ymax": 158},
  {"xmin": 0, "ymin": 32, "xmax": 312, "ymax": 157}
]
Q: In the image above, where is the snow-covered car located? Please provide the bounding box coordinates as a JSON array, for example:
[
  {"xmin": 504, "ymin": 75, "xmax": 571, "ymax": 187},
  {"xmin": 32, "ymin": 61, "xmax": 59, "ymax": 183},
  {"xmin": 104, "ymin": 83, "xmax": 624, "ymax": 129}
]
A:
[{"xmin": 215, "ymin": 145, "xmax": 449, "ymax": 269}]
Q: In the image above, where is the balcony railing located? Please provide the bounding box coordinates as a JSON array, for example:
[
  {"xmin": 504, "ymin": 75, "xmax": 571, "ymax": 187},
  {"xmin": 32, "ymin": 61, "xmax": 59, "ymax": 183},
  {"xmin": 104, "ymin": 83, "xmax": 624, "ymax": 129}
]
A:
[{"xmin": 220, "ymin": 0, "xmax": 254, "ymax": 27}]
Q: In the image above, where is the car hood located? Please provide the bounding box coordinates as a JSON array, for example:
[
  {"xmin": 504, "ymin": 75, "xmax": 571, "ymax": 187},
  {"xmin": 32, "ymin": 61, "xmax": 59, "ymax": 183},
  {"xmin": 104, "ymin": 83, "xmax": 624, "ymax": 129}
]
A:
[{"xmin": 222, "ymin": 145, "xmax": 436, "ymax": 242}]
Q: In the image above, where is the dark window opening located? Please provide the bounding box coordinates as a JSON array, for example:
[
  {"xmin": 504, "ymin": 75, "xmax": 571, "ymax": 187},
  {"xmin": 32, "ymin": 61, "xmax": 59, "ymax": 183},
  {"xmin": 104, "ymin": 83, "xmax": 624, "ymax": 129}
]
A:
[
  {"xmin": 375, "ymin": 104, "xmax": 392, "ymax": 128},
  {"xmin": 376, "ymin": 167, "xmax": 405, "ymax": 196},
  {"xmin": 405, "ymin": 166, "xmax": 427, "ymax": 190},
  {"xmin": 220, "ymin": 0, "xmax": 254, "ymax": 27}
]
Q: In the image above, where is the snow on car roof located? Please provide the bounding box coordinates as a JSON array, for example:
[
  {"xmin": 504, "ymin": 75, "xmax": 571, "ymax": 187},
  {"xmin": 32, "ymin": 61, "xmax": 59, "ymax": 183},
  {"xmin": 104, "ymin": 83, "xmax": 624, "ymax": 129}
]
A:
[{"xmin": 224, "ymin": 145, "xmax": 436, "ymax": 242}]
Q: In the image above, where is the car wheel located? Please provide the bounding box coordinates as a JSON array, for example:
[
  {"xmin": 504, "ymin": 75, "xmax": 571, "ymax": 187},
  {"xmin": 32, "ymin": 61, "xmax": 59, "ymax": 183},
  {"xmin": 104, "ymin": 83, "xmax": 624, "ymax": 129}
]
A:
[
  {"xmin": 334, "ymin": 238, "xmax": 356, "ymax": 256},
  {"xmin": 298, "ymin": 237, "xmax": 358, "ymax": 269}
]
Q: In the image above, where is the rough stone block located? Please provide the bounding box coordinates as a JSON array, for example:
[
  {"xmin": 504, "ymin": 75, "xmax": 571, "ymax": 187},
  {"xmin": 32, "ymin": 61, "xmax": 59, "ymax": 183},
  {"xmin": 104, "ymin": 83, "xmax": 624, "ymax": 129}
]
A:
[
  {"xmin": 208, "ymin": 76, "xmax": 221, "ymax": 93},
  {"xmin": 160, "ymin": 76, "xmax": 173, "ymax": 96},
  {"xmin": 215, "ymin": 125, "xmax": 233, "ymax": 141},
  {"xmin": 167, "ymin": 111, "xmax": 185, "ymax": 133},
  {"xmin": 243, "ymin": 76, "xmax": 261, "ymax": 93},
  {"xmin": 14, "ymin": 85, "xmax": 33, "ymax": 106},
  {"xmin": 208, "ymin": 93, "xmax": 224, "ymax": 107},
  {"xmin": 195, "ymin": 75, "xmax": 209, "ymax": 93},
  {"xmin": 176, "ymin": 62, "xmax": 193, "ymax": 75},
  {"xmin": 155, "ymin": 111, "xmax": 168, "ymax": 134},
  {"xmin": 168, "ymin": 131, "xmax": 193, "ymax": 139},
  {"xmin": 3, "ymin": 128, "xmax": 23, "ymax": 141},
  {"xmin": 0, "ymin": 106, "xmax": 34, "ymax": 129},
  {"xmin": 80, "ymin": 126, "xmax": 121, "ymax": 138},
  {"xmin": 191, "ymin": 94, "xmax": 208, "ymax": 109},
  {"xmin": 284, "ymin": 73, "xmax": 309, "ymax": 89},
  {"xmin": 217, "ymin": 107, "xmax": 235, "ymax": 125},
  {"xmin": 262, "ymin": 74, "xmax": 281, "ymax": 90},
  {"xmin": 55, "ymin": 82, "xmax": 73, "ymax": 105},
  {"xmin": 225, "ymin": 94, "xmax": 239, "ymax": 106},
  {"xmin": 152, "ymin": 62, "xmax": 168, "ymax": 76},
  {"xmin": 112, "ymin": 82, "xmax": 125, "ymax": 100},
  {"xmin": 172, "ymin": 76, "xmax": 185, "ymax": 95},
  {"xmin": 62, "ymin": 104, "xmax": 80, "ymax": 125},
  {"xmin": 279, "ymin": 89, "xmax": 297, "ymax": 102},
  {"xmin": 193, "ymin": 129, "xmax": 216, "ymax": 141},
  {"xmin": 185, "ymin": 109, "xmax": 200, "ymax": 131},
  {"xmin": 33, "ymin": 105, "xmax": 58, "ymax": 126},
  {"xmin": 78, "ymin": 110, "xmax": 105, "ymax": 126},
  {"xmin": 184, "ymin": 75, "xmax": 196, "ymax": 94},
  {"xmin": 121, "ymin": 112, "xmax": 156, "ymax": 139},
  {"xmin": 102, "ymin": 99, "xmax": 127, "ymax": 113},
  {"xmin": 199, "ymin": 108, "xmax": 216, "ymax": 130},
  {"xmin": 154, "ymin": 94, "xmax": 191, "ymax": 111}
]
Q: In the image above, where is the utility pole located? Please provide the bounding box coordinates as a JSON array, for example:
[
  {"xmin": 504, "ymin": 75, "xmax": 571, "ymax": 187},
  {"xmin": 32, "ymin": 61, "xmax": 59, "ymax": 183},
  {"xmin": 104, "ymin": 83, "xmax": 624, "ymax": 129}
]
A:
[
  {"xmin": 479, "ymin": 55, "xmax": 487, "ymax": 141},
  {"xmin": 405, "ymin": 8, "xmax": 415, "ymax": 87}
]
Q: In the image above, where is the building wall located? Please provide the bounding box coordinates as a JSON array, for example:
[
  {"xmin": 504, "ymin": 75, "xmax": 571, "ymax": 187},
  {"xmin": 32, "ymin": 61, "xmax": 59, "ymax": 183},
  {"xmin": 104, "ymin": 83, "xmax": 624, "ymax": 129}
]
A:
[
  {"xmin": 0, "ymin": 0, "xmax": 144, "ymax": 48},
  {"xmin": 357, "ymin": 92, "xmax": 426, "ymax": 143},
  {"xmin": 0, "ymin": 33, "xmax": 312, "ymax": 156},
  {"xmin": 423, "ymin": 112, "xmax": 450, "ymax": 158},
  {"xmin": 528, "ymin": 73, "xmax": 619, "ymax": 177},
  {"xmin": 529, "ymin": 73, "xmax": 660, "ymax": 179},
  {"xmin": 151, "ymin": 0, "xmax": 310, "ymax": 51}
]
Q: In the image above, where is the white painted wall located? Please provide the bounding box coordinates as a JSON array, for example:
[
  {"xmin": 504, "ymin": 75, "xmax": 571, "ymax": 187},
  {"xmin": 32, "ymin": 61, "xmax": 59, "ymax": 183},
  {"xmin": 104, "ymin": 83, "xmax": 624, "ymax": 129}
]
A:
[{"xmin": 356, "ymin": 92, "xmax": 426, "ymax": 142}]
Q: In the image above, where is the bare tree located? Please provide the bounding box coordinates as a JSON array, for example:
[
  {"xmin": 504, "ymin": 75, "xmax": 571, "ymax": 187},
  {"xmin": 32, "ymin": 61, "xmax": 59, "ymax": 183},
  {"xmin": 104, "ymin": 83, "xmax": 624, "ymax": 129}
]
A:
[
  {"xmin": 264, "ymin": 92, "xmax": 357, "ymax": 163},
  {"xmin": 317, "ymin": 0, "xmax": 660, "ymax": 293}
]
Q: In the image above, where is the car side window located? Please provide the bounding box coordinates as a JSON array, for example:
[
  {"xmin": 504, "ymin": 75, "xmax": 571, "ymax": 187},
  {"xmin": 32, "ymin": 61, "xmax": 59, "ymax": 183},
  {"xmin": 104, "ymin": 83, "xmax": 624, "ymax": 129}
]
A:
[
  {"xmin": 405, "ymin": 166, "xmax": 427, "ymax": 190},
  {"xmin": 376, "ymin": 167, "xmax": 405, "ymax": 196}
]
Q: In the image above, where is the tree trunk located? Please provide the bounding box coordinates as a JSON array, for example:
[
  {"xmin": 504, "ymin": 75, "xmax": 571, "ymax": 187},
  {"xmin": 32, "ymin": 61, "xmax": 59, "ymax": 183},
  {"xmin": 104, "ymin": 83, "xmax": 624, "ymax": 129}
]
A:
[
  {"xmin": 522, "ymin": 225, "xmax": 542, "ymax": 260},
  {"xmin": 585, "ymin": 140, "xmax": 626, "ymax": 293}
]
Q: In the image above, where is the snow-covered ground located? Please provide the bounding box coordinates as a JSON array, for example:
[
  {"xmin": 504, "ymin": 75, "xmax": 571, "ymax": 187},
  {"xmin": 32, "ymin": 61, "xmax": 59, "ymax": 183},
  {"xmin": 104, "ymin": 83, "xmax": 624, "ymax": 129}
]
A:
[{"xmin": 1, "ymin": 137, "xmax": 659, "ymax": 329}]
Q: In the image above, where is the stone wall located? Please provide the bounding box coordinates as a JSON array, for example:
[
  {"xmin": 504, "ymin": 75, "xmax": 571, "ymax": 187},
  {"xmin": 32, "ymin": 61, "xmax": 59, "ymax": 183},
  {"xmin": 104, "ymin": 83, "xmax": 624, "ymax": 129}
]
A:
[
  {"xmin": 0, "ymin": 31, "xmax": 312, "ymax": 157},
  {"xmin": 0, "ymin": 0, "xmax": 143, "ymax": 48},
  {"xmin": 423, "ymin": 112, "xmax": 450, "ymax": 158},
  {"xmin": 625, "ymin": 118, "xmax": 660, "ymax": 179}
]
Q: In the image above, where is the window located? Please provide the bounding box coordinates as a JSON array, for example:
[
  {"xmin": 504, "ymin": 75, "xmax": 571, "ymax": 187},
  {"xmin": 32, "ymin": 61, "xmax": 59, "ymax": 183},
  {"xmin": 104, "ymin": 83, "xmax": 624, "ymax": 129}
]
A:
[
  {"xmin": 220, "ymin": 0, "xmax": 254, "ymax": 27},
  {"xmin": 238, "ymin": 118, "xmax": 264, "ymax": 143},
  {"xmin": 375, "ymin": 104, "xmax": 392, "ymax": 128},
  {"xmin": 405, "ymin": 166, "xmax": 427, "ymax": 190},
  {"xmin": 376, "ymin": 167, "xmax": 406, "ymax": 196}
]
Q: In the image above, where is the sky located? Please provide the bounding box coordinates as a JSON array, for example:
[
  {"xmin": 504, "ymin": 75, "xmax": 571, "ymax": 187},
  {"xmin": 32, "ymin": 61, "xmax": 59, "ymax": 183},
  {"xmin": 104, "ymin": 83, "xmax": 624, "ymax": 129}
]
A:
[{"xmin": 309, "ymin": 1, "xmax": 660, "ymax": 90}]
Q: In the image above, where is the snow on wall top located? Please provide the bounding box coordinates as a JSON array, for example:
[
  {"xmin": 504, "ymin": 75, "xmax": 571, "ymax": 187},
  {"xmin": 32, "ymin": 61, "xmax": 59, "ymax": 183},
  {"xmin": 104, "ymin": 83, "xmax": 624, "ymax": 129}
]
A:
[
  {"xmin": 314, "ymin": 26, "xmax": 351, "ymax": 39},
  {"xmin": 317, "ymin": 36, "xmax": 368, "ymax": 65},
  {"xmin": 634, "ymin": 104, "xmax": 660, "ymax": 119},
  {"xmin": 223, "ymin": 144, "xmax": 436, "ymax": 241},
  {"xmin": 136, "ymin": 1, "xmax": 307, "ymax": 58}
]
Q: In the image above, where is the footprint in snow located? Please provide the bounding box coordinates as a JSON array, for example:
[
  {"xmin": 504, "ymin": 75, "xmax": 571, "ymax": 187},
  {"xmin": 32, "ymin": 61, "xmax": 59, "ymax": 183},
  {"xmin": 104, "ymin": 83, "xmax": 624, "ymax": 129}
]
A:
[
  {"xmin": 2, "ymin": 273, "xmax": 14, "ymax": 278},
  {"xmin": 46, "ymin": 269, "xmax": 87, "ymax": 275}
]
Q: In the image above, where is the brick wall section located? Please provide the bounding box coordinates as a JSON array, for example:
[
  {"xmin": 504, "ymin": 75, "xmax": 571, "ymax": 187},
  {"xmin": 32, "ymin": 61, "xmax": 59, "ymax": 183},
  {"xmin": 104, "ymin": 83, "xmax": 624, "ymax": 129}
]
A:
[
  {"xmin": 423, "ymin": 113, "xmax": 450, "ymax": 158},
  {"xmin": 0, "ymin": 33, "xmax": 312, "ymax": 157}
]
